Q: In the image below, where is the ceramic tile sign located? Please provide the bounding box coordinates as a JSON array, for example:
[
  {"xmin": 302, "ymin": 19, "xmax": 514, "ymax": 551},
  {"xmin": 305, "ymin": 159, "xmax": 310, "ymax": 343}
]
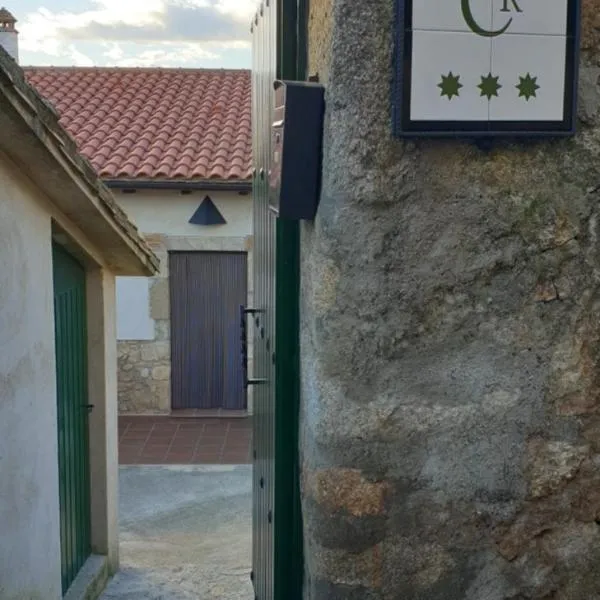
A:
[{"xmin": 393, "ymin": 0, "xmax": 580, "ymax": 136}]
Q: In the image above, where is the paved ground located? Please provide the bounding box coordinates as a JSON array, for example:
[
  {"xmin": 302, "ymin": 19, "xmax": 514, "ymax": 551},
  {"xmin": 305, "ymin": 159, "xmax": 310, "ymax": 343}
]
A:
[
  {"xmin": 101, "ymin": 465, "xmax": 253, "ymax": 600},
  {"xmin": 119, "ymin": 417, "xmax": 252, "ymax": 465}
]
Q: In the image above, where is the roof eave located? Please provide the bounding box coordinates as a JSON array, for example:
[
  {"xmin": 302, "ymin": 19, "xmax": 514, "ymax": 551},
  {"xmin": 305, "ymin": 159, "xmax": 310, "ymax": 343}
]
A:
[
  {"xmin": 104, "ymin": 178, "xmax": 252, "ymax": 193},
  {"xmin": 0, "ymin": 50, "xmax": 159, "ymax": 276}
]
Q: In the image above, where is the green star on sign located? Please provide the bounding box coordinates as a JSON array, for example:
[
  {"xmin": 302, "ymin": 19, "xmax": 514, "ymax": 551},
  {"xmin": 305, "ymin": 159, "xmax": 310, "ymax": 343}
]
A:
[
  {"xmin": 478, "ymin": 73, "xmax": 502, "ymax": 100},
  {"xmin": 516, "ymin": 73, "xmax": 540, "ymax": 101},
  {"xmin": 438, "ymin": 72, "xmax": 463, "ymax": 100}
]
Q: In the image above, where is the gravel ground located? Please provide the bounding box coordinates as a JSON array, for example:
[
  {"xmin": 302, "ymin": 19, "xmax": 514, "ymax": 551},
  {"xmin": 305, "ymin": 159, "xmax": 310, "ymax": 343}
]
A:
[{"xmin": 100, "ymin": 465, "xmax": 253, "ymax": 600}]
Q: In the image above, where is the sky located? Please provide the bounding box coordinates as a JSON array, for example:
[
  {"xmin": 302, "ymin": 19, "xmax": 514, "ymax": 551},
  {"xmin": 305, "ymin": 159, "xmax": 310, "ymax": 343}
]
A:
[{"xmin": 12, "ymin": 0, "xmax": 255, "ymax": 68}]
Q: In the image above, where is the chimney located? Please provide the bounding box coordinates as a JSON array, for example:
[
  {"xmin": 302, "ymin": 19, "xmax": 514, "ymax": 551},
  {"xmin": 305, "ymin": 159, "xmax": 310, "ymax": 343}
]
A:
[{"xmin": 0, "ymin": 7, "xmax": 18, "ymax": 63}]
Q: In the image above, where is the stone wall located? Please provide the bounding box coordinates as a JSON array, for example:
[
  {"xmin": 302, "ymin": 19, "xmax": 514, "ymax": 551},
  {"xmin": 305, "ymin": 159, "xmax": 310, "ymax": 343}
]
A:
[
  {"xmin": 118, "ymin": 333, "xmax": 171, "ymax": 413},
  {"xmin": 301, "ymin": 0, "xmax": 600, "ymax": 598}
]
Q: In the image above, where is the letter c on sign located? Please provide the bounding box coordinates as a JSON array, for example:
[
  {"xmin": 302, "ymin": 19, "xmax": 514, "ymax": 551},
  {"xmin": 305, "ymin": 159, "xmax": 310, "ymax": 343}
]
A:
[{"xmin": 461, "ymin": 0, "xmax": 512, "ymax": 37}]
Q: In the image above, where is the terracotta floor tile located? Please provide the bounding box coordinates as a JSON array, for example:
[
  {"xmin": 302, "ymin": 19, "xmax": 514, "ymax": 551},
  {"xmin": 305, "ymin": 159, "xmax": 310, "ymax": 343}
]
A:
[
  {"xmin": 149, "ymin": 427, "xmax": 177, "ymax": 434},
  {"xmin": 200, "ymin": 441, "xmax": 226, "ymax": 449},
  {"xmin": 140, "ymin": 455, "xmax": 168, "ymax": 463},
  {"xmin": 227, "ymin": 440, "xmax": 251, "ymax": 448},
  {"xmin": 127, "ymin": 424, "xmax": 155, "ymax": 432},
  {"xmin": 151, "ymin": 428, "xmax": 179, "ymax": 436},
  {"xmin": 222, "ymin": 447, "xmax": 250, "ymax": 456},
  {"xmin": 144, "ymin": 444, "xmax": 171, "ymax": 453},
  {"xmin": 203, "ymin": 422, "xmax": 229, "ymax": 430},
  {"xmin": 225, "ymin": 447, "xmax": 251, "ymax": 456},
  {"xmin": 232, "ymin": 436, "xmax": 252, "ymax": 443},
  {"xmin": 118, "ymin": 416, "xmax": 252, "ymax": 465},
  {"xmin": 173, "ymin": 431, "xmax": 201, "ymax": 439},
  {"xmin": 119, "ymin": 450, "xmax": 141, "ymax": 460},
  {"xmin": 120, "ymin": 438, "xmax": 146, "ymax": 445},
  {"xmin": 122, "ymin": 433, "xmax": 151, "ymax": 442},
  {"xmin": 148, "ymin": 437, "xmax": 176, "ymax": 444},
  {"xmin": 178, "ymin": 423, "xmax": 205, "ymax": 430},
  {"xmin": 167, "ymin": 448, "xmax": 196, "ymax": 456},
  {"xmin": 119, "ymin": 446, "xmax": 145, "ymax": 454},
  {"xmin": 171, "ymin": 441, "xmax": 199, "ymax": 450},
  {"xmin": 231, "ymin": 433, "xmax": 251, "ymax": 439},
  {"xmin": 232, "ymin": 434, "xmax": 252, "ymax": 440},
  {"xmin": 140, "ymin": 448, "xmax": 168, "ymax": 456},
  {"xmin": 170, "ymin": 447, "xmax": 198, "ymax": 456},
  {"xmin": 200, "ymin": 435, "xmax": 230, "ymax": 445}
]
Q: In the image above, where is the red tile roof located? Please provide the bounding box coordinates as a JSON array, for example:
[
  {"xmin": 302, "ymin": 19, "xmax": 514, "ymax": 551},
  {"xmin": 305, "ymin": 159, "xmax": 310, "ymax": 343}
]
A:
[{"xmin": 25, "ymin": 67, "xmax": 251, "ymax": 181}]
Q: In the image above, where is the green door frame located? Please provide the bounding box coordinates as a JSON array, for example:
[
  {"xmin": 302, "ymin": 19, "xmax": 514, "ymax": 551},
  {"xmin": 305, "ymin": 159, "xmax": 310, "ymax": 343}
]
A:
[{"xmin": 251, "ymin": 0, "xmax": 308, "ymax": 598}]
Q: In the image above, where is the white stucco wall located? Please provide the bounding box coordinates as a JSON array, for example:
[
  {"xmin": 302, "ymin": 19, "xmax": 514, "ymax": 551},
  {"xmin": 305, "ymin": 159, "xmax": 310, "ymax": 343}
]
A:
[
  {"xmin": 115, "ymin": 189, "xmax": 252, "ymax": 342},
  {"xmin": 117, "ymin": 189, "xmax": 252, "ymax": 238},
  {"xmin": 0, "ymin": 159, "xmax": 62, "ymax": 599},
  {"xmin": 0, "ymin": 154, "xmax": 124, "ymax": 596},
  {"xmin": 116, "ymin": 277, "xmax": 154, "ymax": 340}
]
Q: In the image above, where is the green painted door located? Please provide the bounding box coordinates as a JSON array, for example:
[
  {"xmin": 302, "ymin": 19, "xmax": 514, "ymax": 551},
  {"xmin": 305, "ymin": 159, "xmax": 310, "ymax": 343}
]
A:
[
  {"xmin": 251, "ymin": 1, "xmax": 306, "ymax": 599},
  {"xmin": 52, "ymin": 243, "xmax": 91, "ymax": 594}
]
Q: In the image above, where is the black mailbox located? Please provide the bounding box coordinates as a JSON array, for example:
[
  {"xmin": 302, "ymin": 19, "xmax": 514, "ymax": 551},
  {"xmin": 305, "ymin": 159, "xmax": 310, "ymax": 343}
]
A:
[{"xmin": 269, "ymin": 80, "xmax": 325, "ymax": 221}]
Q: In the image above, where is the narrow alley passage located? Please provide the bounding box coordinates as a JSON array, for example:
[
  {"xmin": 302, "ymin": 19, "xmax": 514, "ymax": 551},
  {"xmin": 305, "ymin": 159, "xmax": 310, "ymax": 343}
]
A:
[
  {"xmin": 100, "ymin": 417, "xmax": 253, "ymax": 599},
  {"xmin": 101, "ymin": 465, "xmax": 253, "ymax": 600}
]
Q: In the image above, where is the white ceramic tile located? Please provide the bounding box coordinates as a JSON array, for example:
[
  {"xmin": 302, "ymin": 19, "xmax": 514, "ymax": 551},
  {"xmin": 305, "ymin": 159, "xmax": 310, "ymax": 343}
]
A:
[
  {"xmin": 491, "ymin": 0, "xmax": 568, "ymax": 35},
  {"xmin": 489, "ymin": 34, "xmax": 566, "ymax": 121},
  {"xmin": 412, "ymin": 0, "xmax": 492, "ymax": 34},
  {"xmin": 410, "ymin": 30, "xmax": 492, "ymax": 122}
]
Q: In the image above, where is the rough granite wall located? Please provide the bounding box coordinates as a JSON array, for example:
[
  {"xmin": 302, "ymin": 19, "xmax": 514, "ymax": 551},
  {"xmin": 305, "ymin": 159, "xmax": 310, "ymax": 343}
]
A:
[{"xmin": 300, "ymin": 0, "xmax": 600, "ymax": 598}]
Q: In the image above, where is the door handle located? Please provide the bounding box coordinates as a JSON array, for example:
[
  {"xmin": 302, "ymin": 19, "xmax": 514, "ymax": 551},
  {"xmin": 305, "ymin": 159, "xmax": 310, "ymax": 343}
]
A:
[
  {"xmin": 240, "ymin": 306, "xmax": 268, "ymax": 389},
  {"xmin": 83, "ymin": 404, "xmax": 95, "ymax": 413}
]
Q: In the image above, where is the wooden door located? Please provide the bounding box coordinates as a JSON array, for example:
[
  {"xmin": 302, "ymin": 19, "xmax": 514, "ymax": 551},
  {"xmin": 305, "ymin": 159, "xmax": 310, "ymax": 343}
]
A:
[{"xmin": 170, "ymin": 251, "xmax": 248, "ymax": 410}]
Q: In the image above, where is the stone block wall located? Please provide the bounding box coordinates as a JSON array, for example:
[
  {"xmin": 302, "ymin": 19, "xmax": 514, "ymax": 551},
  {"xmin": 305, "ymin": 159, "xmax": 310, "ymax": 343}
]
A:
[
  {"xmin": 300, "ymin": 0, "xmax": 600, "ymax": 598},
  {"xmin": 118, "ymin": 333, "xmax": 171, "ymax": 413}
]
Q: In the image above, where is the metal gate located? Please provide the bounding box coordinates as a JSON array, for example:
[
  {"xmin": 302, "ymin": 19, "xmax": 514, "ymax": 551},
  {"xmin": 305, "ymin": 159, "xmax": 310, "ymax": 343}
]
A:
[
  {"xmin": 170, "ymin": 251, "xmax": 247, "ymax": 410},
  {"xmin": 52, "ymin": 243, "xmax": 91, "ymax": 594},
  {"xmin": 251, "ymin": 0, "xmax": 306, "ymax": 598}
]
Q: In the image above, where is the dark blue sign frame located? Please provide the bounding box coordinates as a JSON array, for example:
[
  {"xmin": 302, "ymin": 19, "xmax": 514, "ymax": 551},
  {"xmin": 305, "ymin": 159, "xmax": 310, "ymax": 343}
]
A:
[{"xmin": 393, "ymin": 0, "xmax": 581, "ymax": 137}]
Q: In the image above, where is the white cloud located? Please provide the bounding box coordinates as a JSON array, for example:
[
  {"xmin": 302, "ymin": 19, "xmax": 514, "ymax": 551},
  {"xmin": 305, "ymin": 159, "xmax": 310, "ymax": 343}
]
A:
[
  {"xmin": 20, "ymin": 1, "xmax": 163, "ymax": 53},
  {"xmin": 19, "ymin": 0, "xmax": 157, "ymax": 56},
  {"xmin": 107, "ymin": 42, "xmax": 220, "ymax": 67},
  {"xmin": 174, "ymin": 0, "xmax": 256, "ymax": 21},
  {"xmin": 102, "ymin": 42, "xmax": 124, "ymax": 61},
  {"xmin": 19, "ymin": 0, "xmax": 255, "ymax": 65},
  {"xmin": 68, "ymin": 44, "xmax": 95, "ymax": 66}
]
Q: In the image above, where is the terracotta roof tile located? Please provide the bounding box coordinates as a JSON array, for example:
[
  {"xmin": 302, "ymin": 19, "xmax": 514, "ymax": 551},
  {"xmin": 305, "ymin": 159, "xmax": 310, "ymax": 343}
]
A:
[{"xmin": 25, "ymin": 67, "xmax": 251, "ymax": 181}]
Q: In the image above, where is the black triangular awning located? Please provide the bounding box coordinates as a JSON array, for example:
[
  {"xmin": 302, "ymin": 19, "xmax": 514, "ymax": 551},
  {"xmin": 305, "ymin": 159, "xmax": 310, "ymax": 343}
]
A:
[{"xmin": 189, "ymin": 195, "xmax": 227, "ymax": 225}]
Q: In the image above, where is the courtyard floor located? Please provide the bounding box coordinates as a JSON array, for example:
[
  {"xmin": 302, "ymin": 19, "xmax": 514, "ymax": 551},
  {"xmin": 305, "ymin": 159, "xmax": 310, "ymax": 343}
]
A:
[
  {"xmin": 100, "ymin": 465, "xmax": 253, "ymax": 600},
  {"xmin": 118, "ymin": 417, "xmax": 252, "ymax": 465}
]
